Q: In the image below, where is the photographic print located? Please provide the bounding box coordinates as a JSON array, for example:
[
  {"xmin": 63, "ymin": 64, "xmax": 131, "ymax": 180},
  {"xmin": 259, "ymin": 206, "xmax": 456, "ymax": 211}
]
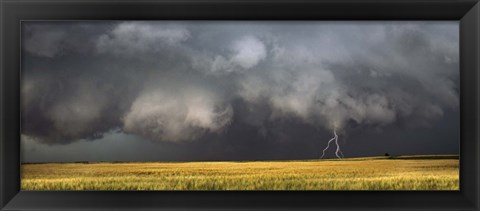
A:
[{"xmin": 20, "ymin": 21, "xmax": 459, "ymax": 190}]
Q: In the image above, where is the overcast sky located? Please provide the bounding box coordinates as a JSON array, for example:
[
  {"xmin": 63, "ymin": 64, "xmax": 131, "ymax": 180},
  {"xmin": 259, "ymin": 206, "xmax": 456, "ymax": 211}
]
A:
[{"xmin": 21, "ymin": 21, "xmax": 459, "ymax": 162}]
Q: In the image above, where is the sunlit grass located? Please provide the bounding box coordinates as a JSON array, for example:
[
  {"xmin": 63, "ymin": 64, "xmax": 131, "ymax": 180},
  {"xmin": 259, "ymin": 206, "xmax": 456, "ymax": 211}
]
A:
[{"xmin": 21, "ymin": 155, "xmax": 459, "ymax": 190}]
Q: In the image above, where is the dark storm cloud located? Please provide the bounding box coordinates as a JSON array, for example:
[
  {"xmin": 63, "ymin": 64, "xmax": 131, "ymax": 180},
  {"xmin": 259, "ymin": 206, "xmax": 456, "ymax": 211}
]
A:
[
  {"xmin": 21, "ymin": 21, "xmax": 459, "ymax": 160},
  {"xmin": 22, "ymin": 22, "xmax": 144, "ymax": 144}
]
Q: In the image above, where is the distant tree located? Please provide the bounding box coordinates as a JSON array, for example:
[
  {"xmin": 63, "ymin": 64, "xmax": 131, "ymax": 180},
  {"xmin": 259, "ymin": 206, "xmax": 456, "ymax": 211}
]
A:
[{"xmin": 384, "ymin": 153, "xmax": 390, "ymax": 156}]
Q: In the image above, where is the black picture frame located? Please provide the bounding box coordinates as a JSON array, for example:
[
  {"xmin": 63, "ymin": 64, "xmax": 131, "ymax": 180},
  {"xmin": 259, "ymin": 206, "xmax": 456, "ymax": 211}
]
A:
[{"xmin": 1, "ymin": 0, "xmax": 479, "ymax": 210}]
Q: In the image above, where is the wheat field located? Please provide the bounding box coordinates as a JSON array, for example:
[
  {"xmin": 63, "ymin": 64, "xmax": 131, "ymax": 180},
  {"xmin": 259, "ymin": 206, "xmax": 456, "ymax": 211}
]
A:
[{"xmin": 21, "ymin": 155, "xmax": 459, "ymax": 190}]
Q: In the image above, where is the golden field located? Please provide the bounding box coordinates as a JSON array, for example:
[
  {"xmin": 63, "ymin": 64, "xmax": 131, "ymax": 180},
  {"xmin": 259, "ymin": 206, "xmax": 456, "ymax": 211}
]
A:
[{"xmin": 21, "ymin": 155, "xmax": 459, "ymax": 190}]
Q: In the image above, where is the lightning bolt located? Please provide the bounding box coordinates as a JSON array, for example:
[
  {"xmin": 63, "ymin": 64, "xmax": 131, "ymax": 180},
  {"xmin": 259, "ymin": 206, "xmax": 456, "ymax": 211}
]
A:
[
  {"xmin": 333, "ymin": 129, "xmax": 344, "ymax": 158},
  {"xmin": 320, "ymin": 129, "xmax": 344, "ymax": 159},
  {"xmin": 320, "ymin": 136, "xmax": 336, "ymax": 159}
]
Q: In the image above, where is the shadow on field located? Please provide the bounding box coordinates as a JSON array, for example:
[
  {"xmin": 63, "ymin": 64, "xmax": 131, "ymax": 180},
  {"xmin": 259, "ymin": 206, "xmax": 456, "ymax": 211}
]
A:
[{"xmin": 316, "ymin": 154, "xmax": 459, "ymax": 162}]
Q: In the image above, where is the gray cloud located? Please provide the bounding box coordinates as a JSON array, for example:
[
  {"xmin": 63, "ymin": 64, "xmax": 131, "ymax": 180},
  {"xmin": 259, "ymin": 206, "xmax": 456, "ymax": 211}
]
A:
[
  {"xmin": 24, "ymin": 26, "xmax": 66, "ymax": 58},
  {"xmin": 96, "ymin": 22, "xmax": 190, "ymax": 57},
  {"xmin": 123, "ymin": 86, "xmax": 233, "ymax": 142},
  {"xmin": 190, "ymin": 35, "xmax": 267, "ymax": 75},
  {"xmin": 21, "ymin": 21, "xmax": 459, "ymax": 160}
]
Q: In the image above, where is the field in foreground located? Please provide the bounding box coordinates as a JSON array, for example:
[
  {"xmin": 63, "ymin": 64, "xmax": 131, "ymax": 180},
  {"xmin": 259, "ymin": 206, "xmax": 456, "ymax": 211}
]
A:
[{"xmin": 21, "ymin": 155, "xmax": 459, "ymax": 190}]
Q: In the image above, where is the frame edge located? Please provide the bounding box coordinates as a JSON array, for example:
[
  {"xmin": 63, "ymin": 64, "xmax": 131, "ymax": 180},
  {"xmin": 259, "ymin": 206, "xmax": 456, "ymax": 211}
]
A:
[
  {"xmin": 1, "ymin": 0, "xmax": 480, "ymax": 210},
  {"xmin": 460, "ymin": 1, "xmax": 480, "ymax": 210}
]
